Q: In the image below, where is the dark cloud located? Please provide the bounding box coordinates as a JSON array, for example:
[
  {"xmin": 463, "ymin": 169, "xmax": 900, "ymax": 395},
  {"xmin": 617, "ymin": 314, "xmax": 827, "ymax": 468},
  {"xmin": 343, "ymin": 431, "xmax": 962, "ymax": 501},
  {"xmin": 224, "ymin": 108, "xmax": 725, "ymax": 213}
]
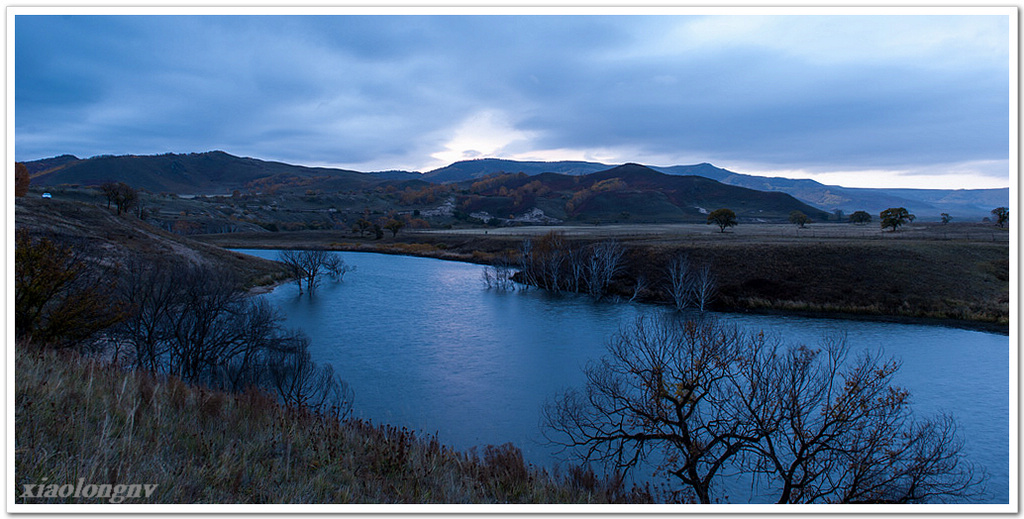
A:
[{"xmin": 14, "ymin": 13, "xmax": 1010, "ymax": 187}]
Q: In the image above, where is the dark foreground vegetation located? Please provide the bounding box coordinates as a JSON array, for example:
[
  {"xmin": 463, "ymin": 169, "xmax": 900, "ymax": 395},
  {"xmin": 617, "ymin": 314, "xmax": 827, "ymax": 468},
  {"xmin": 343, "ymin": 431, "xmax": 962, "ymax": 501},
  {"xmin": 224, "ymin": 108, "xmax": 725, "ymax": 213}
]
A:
[
  {"xmin": 545, "ymin": 315, "xmax": 984, "ymax": 504},
  {"xmin": 15, "ymin": 345, "xmax": 650, "ymax": 504}
]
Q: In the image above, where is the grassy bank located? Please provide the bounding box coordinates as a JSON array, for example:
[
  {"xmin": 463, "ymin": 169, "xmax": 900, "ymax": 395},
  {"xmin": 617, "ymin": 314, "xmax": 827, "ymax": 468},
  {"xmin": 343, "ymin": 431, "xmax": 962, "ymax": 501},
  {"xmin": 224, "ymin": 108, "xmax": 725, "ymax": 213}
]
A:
[
  {"xmin": 14, "ymin": 345, "xmax": 650, "ymax": 505},
  {"xmin": 195, "ymin": 225, "xmax": 1009, "ymax": 332}
]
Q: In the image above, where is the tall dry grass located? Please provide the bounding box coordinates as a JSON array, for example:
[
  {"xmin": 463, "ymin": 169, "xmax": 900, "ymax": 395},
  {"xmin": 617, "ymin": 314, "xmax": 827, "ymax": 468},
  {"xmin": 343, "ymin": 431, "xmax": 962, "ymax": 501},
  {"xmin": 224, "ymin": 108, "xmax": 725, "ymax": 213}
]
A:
[{"xmin": 15, "ymin": 345, "xmax": 652, "ymax": 504}]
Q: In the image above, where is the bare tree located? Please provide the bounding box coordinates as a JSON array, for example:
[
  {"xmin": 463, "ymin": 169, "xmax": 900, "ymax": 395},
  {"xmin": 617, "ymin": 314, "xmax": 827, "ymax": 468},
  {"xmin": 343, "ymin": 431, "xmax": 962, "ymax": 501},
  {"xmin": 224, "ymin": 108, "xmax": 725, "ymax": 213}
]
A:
[
  {"xmin": 99, "ymin": 182, "xmax": 139, "ymax": 215},
  {"xmin": 664, "ymin": 254, "xmax": 693, "ymax": 310},
  {"xmin": 483, "ymin": 253, "xmax": 517, "ymax": 291},
  {"xmin": 114, "ymin": 259, "xmax": 352, "ymax": 416},
  {"xmin": 265, "ymin": 332, "xmax": 354, "ymax": 416},
  {"xmin": 566, "ymin": 244, "xmax": 588, "ymax": 294},
  {"xmin": 629, "ymin": 273, "xmax": 649, "ymax": 303},
  {"xmin": 690, "ymin": 264, "xmax": 717, "ymax": 312},
  {"xmin": 545, "ymin": 314, "xmax": 983, "ymax": 504},
  {"xmin": 586, "ymin": 241, "xmax": 625, "ymax": 298},
  {"xmin": 324, "ymin": 254, "xmax": 355, "ymax": 281},
  {"xmin": 279, "ymin": 249, "xmax": 352, "ymax": 295},
  {"xmin": 518, "ymin": 238, "xmax": 537, "ymax": 289},
  {"xmin": 541, "ymin": 233, "xmax": 567, "ymax": 293}
]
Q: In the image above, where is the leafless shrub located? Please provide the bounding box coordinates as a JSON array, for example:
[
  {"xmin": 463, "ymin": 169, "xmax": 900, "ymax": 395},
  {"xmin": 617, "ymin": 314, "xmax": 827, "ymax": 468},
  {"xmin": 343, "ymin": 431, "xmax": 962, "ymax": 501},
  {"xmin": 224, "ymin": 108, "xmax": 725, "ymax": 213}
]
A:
[
  {"xmin": 482, "ymin": 253, "xmax": 517, "ymax": 291},
  {"xmin": 545, "ymin": 313, "xmax": 983, "ymax": 504}
]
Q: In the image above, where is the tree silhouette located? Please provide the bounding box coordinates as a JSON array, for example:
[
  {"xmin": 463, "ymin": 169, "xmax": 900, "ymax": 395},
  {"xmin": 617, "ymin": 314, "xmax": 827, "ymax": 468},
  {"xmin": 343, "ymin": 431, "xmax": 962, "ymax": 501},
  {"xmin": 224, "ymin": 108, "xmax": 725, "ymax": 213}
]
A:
[
  {"xmin": 545, "ymin": 314, "xmax": 983, "ymax": 504},
  {"xmin": 706, "ymin": 208, "xmax": 737, "ymax": 233},
  {"xmin": 880, "ymin": 207, "xmax": 915, "ymax": 232}
]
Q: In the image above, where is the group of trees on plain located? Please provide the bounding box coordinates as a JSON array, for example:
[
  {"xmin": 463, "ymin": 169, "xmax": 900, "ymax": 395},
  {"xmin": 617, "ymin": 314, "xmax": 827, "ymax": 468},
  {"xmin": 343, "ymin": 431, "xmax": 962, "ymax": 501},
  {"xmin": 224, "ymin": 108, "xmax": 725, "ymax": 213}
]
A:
[
  {"xmin": 14, "ymin": 231, "xmax": 352, "ymax": 416},
  {"xmin": 706, "ymin": 205, "xmax": 1010, "ymax": 231},
  {"xmin": 544, "ymin": 313, "xmax": 984, "ymax": 504}
]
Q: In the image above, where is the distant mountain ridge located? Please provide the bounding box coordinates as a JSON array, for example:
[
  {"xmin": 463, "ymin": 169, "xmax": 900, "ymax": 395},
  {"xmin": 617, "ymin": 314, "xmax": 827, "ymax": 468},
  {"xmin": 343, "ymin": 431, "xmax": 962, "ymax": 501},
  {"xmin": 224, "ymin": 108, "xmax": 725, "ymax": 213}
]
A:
[
  {"xmin": 425, "ymin": 158, "xmax": 1008, "ymax": 220},
  {"xmin": 22, "ymin": 152, "xmax": 1008, "ymax": 220}
]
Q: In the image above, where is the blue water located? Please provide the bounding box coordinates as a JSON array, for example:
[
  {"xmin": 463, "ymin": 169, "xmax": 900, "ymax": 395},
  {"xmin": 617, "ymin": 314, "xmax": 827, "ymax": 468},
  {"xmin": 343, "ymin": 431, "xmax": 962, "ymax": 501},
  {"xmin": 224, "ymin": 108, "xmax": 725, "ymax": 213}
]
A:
[{"xmin": 237, "ymin": 249, "xmax": 1010, "ymax": 503}]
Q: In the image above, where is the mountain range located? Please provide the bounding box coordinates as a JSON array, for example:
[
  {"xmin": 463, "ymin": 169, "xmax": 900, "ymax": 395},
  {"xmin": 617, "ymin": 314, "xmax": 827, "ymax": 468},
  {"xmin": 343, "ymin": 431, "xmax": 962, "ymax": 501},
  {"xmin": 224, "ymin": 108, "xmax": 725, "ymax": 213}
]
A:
[
  {"xmin": 423, "ymin": 158, "xmax": 1008, "ymax": 220},
  {"xmin": 22, "ymin": 151, "xmax": 1008, "ymax": 220}
]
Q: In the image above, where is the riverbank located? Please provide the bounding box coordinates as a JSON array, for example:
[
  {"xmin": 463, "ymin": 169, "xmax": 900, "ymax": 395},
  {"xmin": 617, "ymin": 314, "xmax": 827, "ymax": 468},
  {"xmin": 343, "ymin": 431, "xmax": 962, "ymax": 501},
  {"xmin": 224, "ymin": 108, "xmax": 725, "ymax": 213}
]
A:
[
  {"xmin": 14, "ymin": 345, "xmax": 651, "ymax": 505},
  {"xmin": 196, "ymin": 225, "xmax": 1010, "ymax": 333}
]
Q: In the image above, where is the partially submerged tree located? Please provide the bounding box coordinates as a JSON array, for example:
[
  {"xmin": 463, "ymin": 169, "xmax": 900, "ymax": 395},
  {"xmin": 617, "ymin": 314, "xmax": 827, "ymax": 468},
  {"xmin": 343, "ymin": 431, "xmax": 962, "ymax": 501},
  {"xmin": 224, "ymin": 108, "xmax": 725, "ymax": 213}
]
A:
[
  {"xmin": 585, "ymin": 241, "xmax": 625, "ymax": 298},
  {"xmin": 516, "ymin": 232, "xmax": 625, "ymax": 299},
  {"xmin": 706, "ymin": 208, "xmax": 737, "ymax": 233},
  {"xmin": 279, "ymin": 249, "xmax": 354, "ymax": 295},
  {"xmin": 880, "ymin": 207, "xmax": 915, "ymax": 232},
  {"xmin": 545, "ymin": 314, "xmax": 982, "ymax": 504},
  {"xmin": 482, "ymin": 253, "xmax": 517, "ymax": 291}
]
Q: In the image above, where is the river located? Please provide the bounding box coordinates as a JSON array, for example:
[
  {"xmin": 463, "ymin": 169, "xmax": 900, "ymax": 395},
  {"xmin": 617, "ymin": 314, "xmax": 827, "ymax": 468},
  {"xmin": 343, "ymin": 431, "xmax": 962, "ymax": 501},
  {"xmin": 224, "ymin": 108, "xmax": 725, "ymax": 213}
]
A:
[{"xmin": 236, "ymin": 249, "xmax": 1010, "ymax": 504}]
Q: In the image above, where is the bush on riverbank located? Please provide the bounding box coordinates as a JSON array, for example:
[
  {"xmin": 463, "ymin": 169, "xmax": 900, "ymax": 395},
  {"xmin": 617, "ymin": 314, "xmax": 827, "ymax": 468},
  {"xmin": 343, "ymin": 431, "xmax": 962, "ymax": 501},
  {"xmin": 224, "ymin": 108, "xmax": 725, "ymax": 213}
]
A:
[{"xmin": 15, "ymin": 345, "xmax": 653, "ymax": 504}]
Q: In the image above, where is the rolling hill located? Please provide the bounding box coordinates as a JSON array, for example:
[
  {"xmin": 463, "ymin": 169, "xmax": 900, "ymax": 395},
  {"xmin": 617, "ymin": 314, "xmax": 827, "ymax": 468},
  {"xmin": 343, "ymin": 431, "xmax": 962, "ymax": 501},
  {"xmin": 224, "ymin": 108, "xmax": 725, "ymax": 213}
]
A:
[
  {"xmin": 24, "ymin": 151, "xmax": 388, "ymax": 195},
  {"xmin": 453, "ymin": 163, "xmax": 830, "ymax": 223},
  {"xmin": 21, "ymin": 152, "xmax": 1007, "ymax": 221}
]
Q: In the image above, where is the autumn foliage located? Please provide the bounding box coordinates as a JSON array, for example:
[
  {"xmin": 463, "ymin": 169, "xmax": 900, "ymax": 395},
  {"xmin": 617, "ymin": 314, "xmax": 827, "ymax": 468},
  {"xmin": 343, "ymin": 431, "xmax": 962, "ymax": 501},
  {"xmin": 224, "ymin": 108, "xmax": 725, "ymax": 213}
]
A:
[{"xmin": 14, "ymin": 231, "xmax": 123, "ymax": 347}]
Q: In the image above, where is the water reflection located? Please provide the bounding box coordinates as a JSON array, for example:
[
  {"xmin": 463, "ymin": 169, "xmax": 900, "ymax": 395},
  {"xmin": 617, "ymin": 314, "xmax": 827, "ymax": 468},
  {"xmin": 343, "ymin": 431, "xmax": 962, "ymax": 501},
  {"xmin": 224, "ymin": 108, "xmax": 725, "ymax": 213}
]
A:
[{"xmin": 234, "ymin": 249, "xmax": 1009, "ymax": 503}]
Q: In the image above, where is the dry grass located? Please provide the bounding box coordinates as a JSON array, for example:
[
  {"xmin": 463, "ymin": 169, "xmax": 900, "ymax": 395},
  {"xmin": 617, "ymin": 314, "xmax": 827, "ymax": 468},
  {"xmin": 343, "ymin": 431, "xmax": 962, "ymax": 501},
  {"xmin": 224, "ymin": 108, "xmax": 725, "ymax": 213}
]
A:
[{"xmin": 15, "ymin": 345, "xmax": 651, "ymax": 505}]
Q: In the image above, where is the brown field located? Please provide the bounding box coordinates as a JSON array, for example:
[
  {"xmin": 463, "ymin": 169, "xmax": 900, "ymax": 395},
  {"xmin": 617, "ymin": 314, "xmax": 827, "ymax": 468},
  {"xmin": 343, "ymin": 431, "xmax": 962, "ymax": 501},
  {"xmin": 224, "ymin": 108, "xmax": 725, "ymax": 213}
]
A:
[{"xmin": 412, "ymin": 221, "xmax": 1009, "ymax": 244}]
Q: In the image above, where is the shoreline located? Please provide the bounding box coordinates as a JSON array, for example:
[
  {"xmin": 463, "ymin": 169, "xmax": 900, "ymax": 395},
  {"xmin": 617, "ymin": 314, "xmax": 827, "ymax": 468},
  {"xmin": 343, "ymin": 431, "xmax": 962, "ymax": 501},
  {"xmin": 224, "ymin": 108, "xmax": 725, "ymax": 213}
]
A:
[{"xmin": 232, "ymin": 241, "xmax": 1010, "ymax": 336}]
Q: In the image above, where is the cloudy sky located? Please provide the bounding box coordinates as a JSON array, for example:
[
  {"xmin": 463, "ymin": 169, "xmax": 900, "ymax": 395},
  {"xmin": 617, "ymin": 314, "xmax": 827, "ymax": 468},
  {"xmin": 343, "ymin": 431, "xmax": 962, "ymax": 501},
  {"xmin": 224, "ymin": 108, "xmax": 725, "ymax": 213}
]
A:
[{"xmin": 14, "ymin": 10, "xmax": 1012, "ymax": 189}]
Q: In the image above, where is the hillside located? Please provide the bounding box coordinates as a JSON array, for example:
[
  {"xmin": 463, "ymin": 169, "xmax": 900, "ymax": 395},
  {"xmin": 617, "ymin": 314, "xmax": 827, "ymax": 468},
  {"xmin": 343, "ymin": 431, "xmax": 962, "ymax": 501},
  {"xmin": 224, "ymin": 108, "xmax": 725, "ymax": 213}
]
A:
[
  {"xmin": 14, "ymin": 197, "xmax": 287, "ymax": 287},
  {"xmin": 16, "ymin": 346, "xmax": 644, "ymax": 504},
  {"xmin": 26, "ymin": 151, "xmax": 385, "ymax": 195},
  {"xmin": 454, "ymin": 163, "xmax": 830, "ymax": 223}
]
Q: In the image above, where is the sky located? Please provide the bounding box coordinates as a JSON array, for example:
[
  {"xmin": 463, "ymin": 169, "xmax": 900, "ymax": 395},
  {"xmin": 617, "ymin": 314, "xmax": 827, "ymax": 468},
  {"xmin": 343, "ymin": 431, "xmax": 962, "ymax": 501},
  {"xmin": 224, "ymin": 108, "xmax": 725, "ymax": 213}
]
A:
[{"xmin": 13, "ymin": 10, "xmax": 1013, "ymax": 189}]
